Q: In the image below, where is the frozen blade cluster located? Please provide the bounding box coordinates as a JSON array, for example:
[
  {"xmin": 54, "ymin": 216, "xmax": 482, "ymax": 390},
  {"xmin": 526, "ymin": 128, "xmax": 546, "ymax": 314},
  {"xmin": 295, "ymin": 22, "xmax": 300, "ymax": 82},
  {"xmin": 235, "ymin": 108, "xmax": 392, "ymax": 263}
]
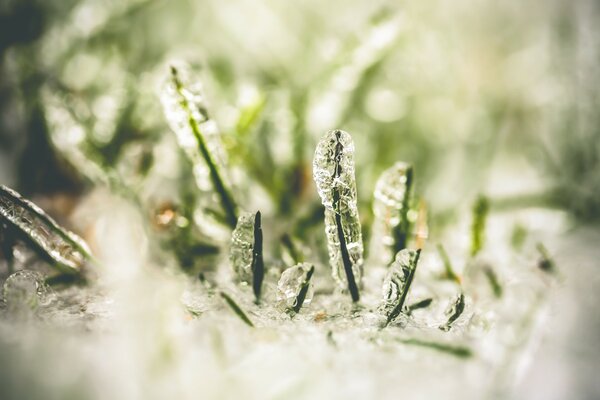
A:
[
  {"xmin": 276, "ymin": 263, "xmax": 315, "ymax": 311},
  {"xmin": 0, "ymin": 186, "xmax": 91, "ymax": 272},
  {"xmin": 313, "ymin": 130, "xmax": 364, "ymax": 291},
  {"xmin": 372, "ymin": 162, "xmax": 413, "ymax": 264},
  {"xmin": 381, "ymin": 249, "xmax": 420, "ymax": 324},
  {"xmin": 229, "ymin": 212, "xmax": 256, "ymax": 283},
  {"xmin": 2, "ymin": 270, "xmax": 52, "ymax": 312},
  {"xmin": 160, "ymin": 63, "xmax": 237, "ymax": 227}
]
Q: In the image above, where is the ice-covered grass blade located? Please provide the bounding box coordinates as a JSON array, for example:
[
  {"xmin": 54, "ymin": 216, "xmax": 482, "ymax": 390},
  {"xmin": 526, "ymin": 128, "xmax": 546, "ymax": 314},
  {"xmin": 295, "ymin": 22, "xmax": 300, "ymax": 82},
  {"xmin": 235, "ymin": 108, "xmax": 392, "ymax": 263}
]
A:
[
  {"xmin": 313, "ymin": 130, "xmax": 363, "ymax": 302},
  {"xmin": 0, "ymin": 185, "xmax": 92, "ymax": 273}
]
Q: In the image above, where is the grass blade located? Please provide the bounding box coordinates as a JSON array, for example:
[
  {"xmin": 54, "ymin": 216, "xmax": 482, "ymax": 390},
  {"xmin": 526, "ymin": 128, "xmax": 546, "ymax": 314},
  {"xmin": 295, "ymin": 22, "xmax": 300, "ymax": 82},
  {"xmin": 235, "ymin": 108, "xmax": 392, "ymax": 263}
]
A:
[{"xmin": 220, "ymin": 291, "xmax": 254, "ymax": 327}]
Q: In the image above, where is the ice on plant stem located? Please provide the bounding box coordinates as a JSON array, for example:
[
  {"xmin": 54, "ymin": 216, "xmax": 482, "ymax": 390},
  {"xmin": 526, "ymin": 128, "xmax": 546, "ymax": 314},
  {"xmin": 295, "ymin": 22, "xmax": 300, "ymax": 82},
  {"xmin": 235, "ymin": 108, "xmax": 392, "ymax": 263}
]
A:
[
  {"xmin": 381, "ymin": 249, "xmax": 421, "ymax": 325},
  {"xmin": 440, "ymin": 293, "xmax": 466, "ymax": 332},
  {"xmin": 229, "ymin": 212, "xmax": 261, "ymax": 284},
  {"xmin": 0, "ymin": 185, "xmax": 92, "ymax": 272},
  {"xmin": 313, "ymin": 130, "xmax": 363, "ymax": 300},
  {"xmin": 160, "ymin": 63, "xmax": 238, "ymax": 228},
  {"xmin": 371, "ymin": 162, "xmax": 413, "ymax": 265},
  {"xmin": 2, "ymin": 270, "xmax": 52, "ymax": 312},
  {"xmin": 276, "ymin": 263, "xmax": 315, "ymax": 312}
]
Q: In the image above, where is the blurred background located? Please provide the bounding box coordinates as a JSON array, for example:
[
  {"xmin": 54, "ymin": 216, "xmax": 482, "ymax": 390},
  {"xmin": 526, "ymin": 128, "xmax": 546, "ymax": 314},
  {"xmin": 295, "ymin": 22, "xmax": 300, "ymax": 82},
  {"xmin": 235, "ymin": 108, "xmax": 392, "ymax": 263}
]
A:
[
  {"xmin": 1, "ymin": 0, "xmax": 600, "ymax": 398},
  {"xmin": 1, "ymin": 0, "xmax": 599, "ymax": 222}
]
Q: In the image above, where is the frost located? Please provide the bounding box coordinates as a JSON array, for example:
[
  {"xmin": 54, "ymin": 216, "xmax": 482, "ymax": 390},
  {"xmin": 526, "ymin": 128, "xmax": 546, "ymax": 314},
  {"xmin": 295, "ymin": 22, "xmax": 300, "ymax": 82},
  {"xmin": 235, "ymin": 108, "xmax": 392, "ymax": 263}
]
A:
[
  {"xmin": 276, "ymin": 263, "xmax": 315, "ymax": 312},
  {"xmin": 0, "ymin": 186, "xmax": 91, "ymax": 272},
  {"xmin": 381, "ymin": 249, "xmax": 421, "ymax": 325},
  {"xmin": 313, "ymin": 130, "xmax": 363, "ymax": 297},
  {"xmin": 371, "ymin": 162, "xmax": 413, "ymax": 264}
]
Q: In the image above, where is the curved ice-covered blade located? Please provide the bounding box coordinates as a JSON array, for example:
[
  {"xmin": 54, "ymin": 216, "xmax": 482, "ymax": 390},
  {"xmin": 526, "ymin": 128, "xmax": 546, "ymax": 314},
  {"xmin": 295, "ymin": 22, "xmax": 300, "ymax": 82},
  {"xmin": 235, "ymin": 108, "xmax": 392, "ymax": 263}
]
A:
[
  {"xmin": 313, "ymin": 130, "xmax": 363, "ymax": 301},
  {"xmin": 371, "ymin": 162, "xmax": 413, "ymax": 265},
  {"xmin": 381, "ymin": 249, "xmax": 421, "ymax": 326},
  {"xmin": 0, "ymin": 186, "xmax": 92, "ymax": 272},
  {"xmin": 160, "ymin": 63, "xmax": 238, "ymax": 228}
]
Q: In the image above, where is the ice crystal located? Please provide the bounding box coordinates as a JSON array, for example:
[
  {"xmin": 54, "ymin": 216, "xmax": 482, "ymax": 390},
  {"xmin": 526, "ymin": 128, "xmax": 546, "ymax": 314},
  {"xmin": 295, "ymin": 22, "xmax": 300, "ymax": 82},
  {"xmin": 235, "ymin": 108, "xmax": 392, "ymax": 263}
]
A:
[
  {"xmin": 381, "ymin": 249, "xmax": 421, "ymax": 325},
  {"xmin": 0, "ymin": 186, "xmax": 91, "ymax": 272},
  {"xmin": 371, "ymin": 162, "xmax": 413, "ymax": 265},
  {"xmin": 313, "ymin": 130, "xmax": 363, "ymax": 298},
  {"xmin": 276, "ymin": 263, "xmax": 315, "ymax": 312},
  {"xmin": 2, "ymin": 270, "xmax": 52, "ymax": 312}
]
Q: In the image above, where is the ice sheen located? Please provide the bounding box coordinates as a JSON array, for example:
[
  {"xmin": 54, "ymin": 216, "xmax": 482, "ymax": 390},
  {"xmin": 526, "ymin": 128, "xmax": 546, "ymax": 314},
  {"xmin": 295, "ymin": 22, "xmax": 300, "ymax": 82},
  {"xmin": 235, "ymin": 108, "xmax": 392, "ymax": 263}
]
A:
[{"xmin": 313, "ymin": 130, "xmax": 363, "ymax": 288}]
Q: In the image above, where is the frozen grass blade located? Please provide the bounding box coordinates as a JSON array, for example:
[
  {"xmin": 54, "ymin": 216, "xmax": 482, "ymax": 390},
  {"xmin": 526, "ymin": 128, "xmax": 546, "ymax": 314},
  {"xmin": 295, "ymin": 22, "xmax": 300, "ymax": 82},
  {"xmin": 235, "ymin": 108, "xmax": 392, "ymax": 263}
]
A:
[
  {"xmin": 220, "ymin": 291, "xmax": 254, "ymax": 327},
  {"xmin": 398, "ymin": 338, "xmax": 473, "ymax": 359},
  {"xmin": 440, "ymin": 293, "xmax": 465, "ymax": 332},
  {"xmin": 437, "ymin": 244, "xmax": 461, "ymax": 284},
  {"xmin": 381, "ymin": 249, "xmax": 421, "ymax": 327},
  {"xmin": 290, "ymin": 265, "xmax": 315, "ymax": 314},
  {"xmin": 0, "ymin": 185, "xmax": 92, "ymax": 273},
  {"xmin": 407, "ymin": 297, "xmax": 433, "ymax": 314},
  {"xmin": 164, "ymin": 65, "xmax": 238, "ymax": 228},
  {"xmin": 483, "ymin": 265, "xmax": 502, "ymax": 298},
  {"xmin": 372, "ymin": 162, "xmax": 414, "ymax": 264},
  {"xmin": 251, "ymin": 211, "xmax": 264, "ymax": 303},
  {"xmin": 313, "ymin": 130, "xmax": 363, "ymax": 302},
  {"xmin": 470, "ymin": 195, "xmax": 489, "ymax": 257},
  {"xmin": 280, "ymin": 233, "xmax": 303, "ymax": 264}
]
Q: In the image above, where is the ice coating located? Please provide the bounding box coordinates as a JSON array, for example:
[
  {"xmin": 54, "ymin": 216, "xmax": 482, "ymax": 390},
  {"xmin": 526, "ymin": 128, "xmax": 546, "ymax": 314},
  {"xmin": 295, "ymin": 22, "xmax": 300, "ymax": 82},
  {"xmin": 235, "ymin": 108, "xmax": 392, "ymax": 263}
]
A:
[
  {"xmin": 2, "ymin": 270, "xmax": 52, "ymax": 311},
  {"xmin": 381, "ymin": 249, "xmax": 420, "ymax": 323},
  {"xmin": 0, "ymin": 185, "xmax": 91, "ymax": 272},
  {"xmin": 371, "ymin": 162, "xmax": 413, "ymax": 265},
  {"xmin": 229, "ymin": 212, "xmax": 255, "ymax": 283},
  {"xmin": 276, "ymin": 263, "xmax": 315, "ymax": 311},
  {"xmin": 313, "ymin": 130, "xmax": 364, "ymax": 292},
  {"xmin": 160, "ymin": 63, "xmax": 237, "ymax": 227},
  {"xmin": 440, "ymin": 293, "xmax": 466, "ymax": 332}
]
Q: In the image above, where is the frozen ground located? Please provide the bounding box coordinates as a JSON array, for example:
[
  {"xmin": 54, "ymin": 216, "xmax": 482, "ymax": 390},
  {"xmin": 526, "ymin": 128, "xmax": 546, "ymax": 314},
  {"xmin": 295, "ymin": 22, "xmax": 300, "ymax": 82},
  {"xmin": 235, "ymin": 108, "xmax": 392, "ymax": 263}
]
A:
[{"xmin": 1, "ymin": 196, "xmax": 596, "ymax": 400}]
